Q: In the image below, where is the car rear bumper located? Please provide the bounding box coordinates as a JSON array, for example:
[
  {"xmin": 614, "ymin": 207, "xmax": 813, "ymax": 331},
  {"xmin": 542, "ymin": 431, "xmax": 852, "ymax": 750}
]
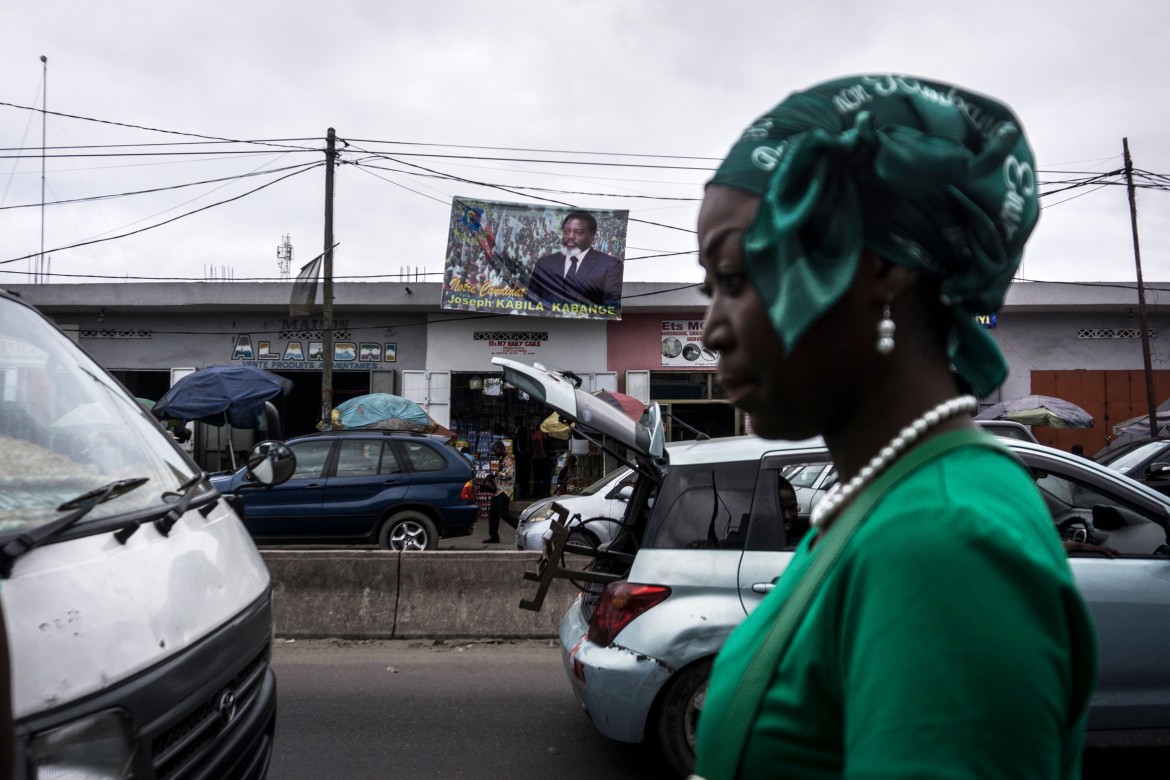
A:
[{"xmin": 558, "ymin": 598, "xmax": 672, "ymax": 744}]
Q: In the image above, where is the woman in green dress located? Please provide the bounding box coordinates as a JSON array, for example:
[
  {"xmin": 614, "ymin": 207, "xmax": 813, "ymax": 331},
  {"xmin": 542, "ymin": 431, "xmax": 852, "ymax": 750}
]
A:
[{"xmin": 693, "ymin": 75, "xmax": 1096, "ymax": 779}]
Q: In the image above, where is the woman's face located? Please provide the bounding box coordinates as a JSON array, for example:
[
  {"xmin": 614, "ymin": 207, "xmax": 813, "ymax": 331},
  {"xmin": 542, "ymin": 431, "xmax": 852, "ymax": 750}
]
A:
[{"xmin": 699, "ymin": 185, "xmax": 866, "ymax": 440}]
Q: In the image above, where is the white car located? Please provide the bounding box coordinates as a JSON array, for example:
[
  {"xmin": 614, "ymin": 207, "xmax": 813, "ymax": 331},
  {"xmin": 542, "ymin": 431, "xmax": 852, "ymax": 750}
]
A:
[{"xmin": 515, "ymin": 467, "xmax": 636, "ymax": 550}]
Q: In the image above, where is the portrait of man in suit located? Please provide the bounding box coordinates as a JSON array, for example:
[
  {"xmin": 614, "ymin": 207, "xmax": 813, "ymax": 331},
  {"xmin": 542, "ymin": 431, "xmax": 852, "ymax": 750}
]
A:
[{"xmin": 526, "ymin": 211, "xmax": 623, "ymax": 312}]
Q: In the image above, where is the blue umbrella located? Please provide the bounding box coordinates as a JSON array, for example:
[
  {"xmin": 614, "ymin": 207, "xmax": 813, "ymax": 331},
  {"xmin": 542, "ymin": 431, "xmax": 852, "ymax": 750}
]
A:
[{"xmin": 153, "ymin": 365, "xmax": 292, "ymax": 428}]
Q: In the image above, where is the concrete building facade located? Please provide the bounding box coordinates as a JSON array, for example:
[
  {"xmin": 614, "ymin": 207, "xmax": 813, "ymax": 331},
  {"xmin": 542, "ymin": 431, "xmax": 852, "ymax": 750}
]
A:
[{"xmin": 7, "ymin": 279, "xmax": 1169, "ymax": 459}]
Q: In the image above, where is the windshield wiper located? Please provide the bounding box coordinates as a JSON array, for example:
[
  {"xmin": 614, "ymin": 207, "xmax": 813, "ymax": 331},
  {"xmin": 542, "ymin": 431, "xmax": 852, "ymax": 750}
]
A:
[
  {"xmin": 155, "ymin": 472, "xmax": 210, "ymax": 536},
  {"xmin": 113, "ymin": 471, "xmax": 210, "ymax": 543},
  {"xmin": 0, "ymin": 477, "xmax": 150, "ymax": 578}
]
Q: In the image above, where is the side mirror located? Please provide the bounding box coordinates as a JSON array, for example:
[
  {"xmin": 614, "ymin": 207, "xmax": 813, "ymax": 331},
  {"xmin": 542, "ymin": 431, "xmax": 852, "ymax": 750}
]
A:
[
  {"xmin": 1147, "ymin": 462, "xmax": 1170, "ymax": 478},
  {"xmin": 608, "ymin": 484, "xmax": 634, "ymax": 502},
  {"xmin": 243, "ymin": 440, "xmax": 296, "ymax": 488}
]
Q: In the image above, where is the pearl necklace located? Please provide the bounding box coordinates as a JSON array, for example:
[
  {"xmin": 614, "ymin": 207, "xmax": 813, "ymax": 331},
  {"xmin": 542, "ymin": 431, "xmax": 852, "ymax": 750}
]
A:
[{"xmin": 809, "ymin": 395, "xmax": 979, "ymax": 529}]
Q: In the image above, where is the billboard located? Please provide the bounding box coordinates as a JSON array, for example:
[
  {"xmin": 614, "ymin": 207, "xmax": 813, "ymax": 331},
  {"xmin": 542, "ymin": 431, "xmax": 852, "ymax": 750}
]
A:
[{"xmin": 441, "ymin": 197, "xmax": 629, "ymax": 320}]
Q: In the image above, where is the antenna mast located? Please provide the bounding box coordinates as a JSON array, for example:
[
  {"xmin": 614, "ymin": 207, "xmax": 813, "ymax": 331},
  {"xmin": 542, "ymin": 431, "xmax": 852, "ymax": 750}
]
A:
[{"xmin": 276, "ymin": 234, "xmax": 293, "ymax": 280}]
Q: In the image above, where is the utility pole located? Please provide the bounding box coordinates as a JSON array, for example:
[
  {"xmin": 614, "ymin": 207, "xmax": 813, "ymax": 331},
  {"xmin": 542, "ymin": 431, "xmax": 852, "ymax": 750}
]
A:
[
  {"xmin": 39, "ymin": 55, "xmax": 47, "ymax": 283},
  {"xmin": 321, "ymin": 128, "xmax": 337, "ymax": 430},
  {"xmin": 1123, "ymin": 137, "xmax": 1158, "ymax": 437}
]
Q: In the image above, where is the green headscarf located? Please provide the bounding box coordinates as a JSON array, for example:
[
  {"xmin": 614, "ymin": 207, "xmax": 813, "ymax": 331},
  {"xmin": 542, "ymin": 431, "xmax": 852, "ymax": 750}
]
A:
[{"xmin": 710, "ymin": 74, "xmax": 1038, "ymax": 397}]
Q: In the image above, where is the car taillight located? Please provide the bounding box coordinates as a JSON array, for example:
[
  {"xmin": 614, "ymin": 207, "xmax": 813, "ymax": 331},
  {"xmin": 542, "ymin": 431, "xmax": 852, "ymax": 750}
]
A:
[
  {"xmin": 460, "ymin": 480, "xmax": 476, "ymax": 501},
  {"xmin": 587, "ymin": 580, "xmax": 671, "ymax": 647}
]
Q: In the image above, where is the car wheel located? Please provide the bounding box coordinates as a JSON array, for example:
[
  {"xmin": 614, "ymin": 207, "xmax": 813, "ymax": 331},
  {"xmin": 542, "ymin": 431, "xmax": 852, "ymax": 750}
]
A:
[
  {"xmin": 563, "ymin": 528, "xmax": 603, "ymax": 591},
  {"xmin": 379, "ymin": 511, "xmax": 438, "ymax": 551},
  {"xmin": 654, "ymin": 659, "xmax": 710, "ymax": 779},
  {"xmin": 566, "ymin": 527, "xmax": 600, "ymax": 551}
]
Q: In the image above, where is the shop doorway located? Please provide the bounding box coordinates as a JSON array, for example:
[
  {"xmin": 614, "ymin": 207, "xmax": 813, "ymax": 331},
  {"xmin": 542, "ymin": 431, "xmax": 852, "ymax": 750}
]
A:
[
  {"xmin": 449, "ymin": 371, "xmax": 551, "ymax": 457},
  {"xmin": 268, "ymin": 370, "xmax": 371, "ymax": 439},
  {"xmin": 108, "ymin": 370, "xmax": 171, "ymax": 404},
  {"xmin": 660, "ymin": 402, "xmax": 739, "ymax": 441},
  {"xmin": 647, "ymin": 371, "xmax": 741, "ymax": 441}
]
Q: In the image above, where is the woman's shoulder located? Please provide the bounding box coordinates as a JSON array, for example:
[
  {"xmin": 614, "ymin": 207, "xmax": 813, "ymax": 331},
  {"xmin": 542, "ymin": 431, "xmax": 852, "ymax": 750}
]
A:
[{"xmin": 855, "ymin": 440, "xmax": 1060, "ymax": 555}]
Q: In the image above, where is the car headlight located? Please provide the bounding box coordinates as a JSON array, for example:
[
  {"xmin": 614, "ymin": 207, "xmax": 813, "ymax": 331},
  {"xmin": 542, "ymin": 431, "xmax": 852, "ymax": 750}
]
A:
[
  {"xmin": 30, "ymin": 709, "xmax": 137, "ymax": 779},
  {"xmin": 520, "ymin": 507, "xmax": 555, "ymax": 528}
]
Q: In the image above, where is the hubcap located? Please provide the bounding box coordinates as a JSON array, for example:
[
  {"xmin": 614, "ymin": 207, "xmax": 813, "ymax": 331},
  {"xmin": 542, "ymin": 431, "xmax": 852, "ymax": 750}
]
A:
[
  {"xmin": 390, "ymin": 521, "xmax": 428, "ymax": 551},
  {"xmin": 684, "ymin": 682, "xmax": 707, "ymax": 751}
]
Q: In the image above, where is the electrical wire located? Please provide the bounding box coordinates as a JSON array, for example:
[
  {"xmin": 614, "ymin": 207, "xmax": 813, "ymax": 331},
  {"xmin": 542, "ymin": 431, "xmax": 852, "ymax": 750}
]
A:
[
  {"xmin": 346, "ymin": 142, "xmax": 699, "ymax": 234},
  {"xmin": 352, "ymin": 160, "xmax": 702, "ymax": 200},
  {"xmin": 344, "ymin": 137, "xmax": 723, "ymax": 162},
  {"xmin": 0, "ymin": 160, "xmax": 320, "ymax": 210},
  {"xmin": 0, "ymin": 100, "xmax": 321, "ymax": 151},
  {"xmin": 0, "ymin": 163, "xmax": 323, "ymax": 267},
  {"xmin": 0, "ymin": 138, "xmax": 323, "ymax": 153},
  {"xmin": 1040, "ymin": 181, "xmax": 1118, "ymax": 210}
]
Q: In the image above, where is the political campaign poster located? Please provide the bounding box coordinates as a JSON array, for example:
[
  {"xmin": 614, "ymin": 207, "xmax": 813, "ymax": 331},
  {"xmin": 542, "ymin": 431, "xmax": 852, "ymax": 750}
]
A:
[{"xmin": 441, "ymin": 197, "xmax": 629, "ymax": 320}]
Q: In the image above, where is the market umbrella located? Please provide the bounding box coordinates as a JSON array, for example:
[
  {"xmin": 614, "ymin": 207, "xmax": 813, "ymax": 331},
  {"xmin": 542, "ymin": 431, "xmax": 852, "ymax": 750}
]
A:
[
  {"xmin": 1111, "ymin": 396, "xmax": 1170, "ymax": 439},
  {"xmin": 331, "ymin": 393, "xmax": 458, "ymax": 441},
  {"xmin": 974, "ymin": 394, "xmax": 1094, "ymax": 429},
  {"xmin": 152, "ymin": 365, "xmax": 293, "ymax": 429}
]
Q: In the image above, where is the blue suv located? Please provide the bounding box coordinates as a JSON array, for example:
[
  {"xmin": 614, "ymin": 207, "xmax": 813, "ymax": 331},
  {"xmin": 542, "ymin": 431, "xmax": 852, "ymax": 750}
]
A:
[{"xmin": 210, "ymin": 430, "xmax": 478, "ymax": 550}]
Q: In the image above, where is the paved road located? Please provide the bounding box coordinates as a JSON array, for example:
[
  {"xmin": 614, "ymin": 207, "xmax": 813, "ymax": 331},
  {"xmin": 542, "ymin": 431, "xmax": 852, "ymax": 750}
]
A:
[
  {"xmin": 269, "ymin": 638, "xmax": 672, "ymax": 779},
  {"xmin": 269, "ymin": 638, "xmax": 1163, "ymax": 779}
]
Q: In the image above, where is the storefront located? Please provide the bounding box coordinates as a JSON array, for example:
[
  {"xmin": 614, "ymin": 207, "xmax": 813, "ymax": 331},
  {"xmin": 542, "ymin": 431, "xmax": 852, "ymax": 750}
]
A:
[
  {"xmin": 412, "ymin": 313, "xmax": 617, "ymax": 495},
  {"xmin": 607, "ymin": 313, "xmax": 744, "ymax": 440},
  {"xmin": 16, "ymin": 278, "xmax": 1170, "ymax": 464}
]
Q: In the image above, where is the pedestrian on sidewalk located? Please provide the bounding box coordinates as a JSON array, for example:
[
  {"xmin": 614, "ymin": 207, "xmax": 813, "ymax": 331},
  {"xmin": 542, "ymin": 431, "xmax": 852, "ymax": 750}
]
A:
[{"xmin": 483, "ymin": 439, "xmax": 516, "ymax": 543}]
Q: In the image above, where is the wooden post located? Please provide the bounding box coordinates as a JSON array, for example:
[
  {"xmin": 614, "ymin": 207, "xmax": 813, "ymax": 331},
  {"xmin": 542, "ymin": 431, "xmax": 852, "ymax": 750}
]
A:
[
  {"xmin": 1123, "ymin": 138, "xmax": 1158, "ymax": 437},
  {"xmin": 321, "ymin": 128, "xmax": 337, "ymax": 430}
]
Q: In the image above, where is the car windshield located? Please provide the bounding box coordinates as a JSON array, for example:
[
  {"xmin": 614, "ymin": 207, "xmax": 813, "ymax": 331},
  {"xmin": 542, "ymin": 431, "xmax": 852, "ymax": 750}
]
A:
[
  {"xmin": 579, "ymin": 467, "xmax": 630, "ymax": 496},
  {"xmin": 0, "ymin": 297, "xmax": 195, "ymax": 537},
  {"xmin": 1099, "ymin": 441, "xmax": 1169, "ymax": 473}
]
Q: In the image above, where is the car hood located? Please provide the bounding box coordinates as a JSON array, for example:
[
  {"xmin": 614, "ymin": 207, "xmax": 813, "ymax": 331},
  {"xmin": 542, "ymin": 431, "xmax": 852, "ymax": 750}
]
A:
[{"xmin": 491, "ymin": 357, "xmax": 665, "ymax": 462}]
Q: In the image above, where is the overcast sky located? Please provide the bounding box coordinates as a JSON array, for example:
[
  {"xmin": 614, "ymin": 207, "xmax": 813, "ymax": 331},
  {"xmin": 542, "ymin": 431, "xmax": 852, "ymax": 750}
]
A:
[{"xmin": 3, "ymin": 1, "xmax": 1169, "ymax": 290}]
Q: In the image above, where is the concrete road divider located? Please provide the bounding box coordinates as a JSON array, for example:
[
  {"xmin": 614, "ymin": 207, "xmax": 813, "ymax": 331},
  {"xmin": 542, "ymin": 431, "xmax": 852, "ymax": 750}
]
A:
[{"xmin": 261, "ymin": 550, "xmax": 586, "ymax": 639}]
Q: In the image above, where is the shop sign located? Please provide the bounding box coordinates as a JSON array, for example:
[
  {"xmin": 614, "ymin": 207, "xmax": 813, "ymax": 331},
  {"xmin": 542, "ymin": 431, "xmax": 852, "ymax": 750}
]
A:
[
  {"xmin": 229, "ymin": 332, "xmax": 396, "ymax": 371},
  {"xmin": 661, "ymin": 319, "xmax": 718, "ymax": 367},
  {"xmin": 474, "ymin": 330, "xmax": 547, "ymax": 357}
]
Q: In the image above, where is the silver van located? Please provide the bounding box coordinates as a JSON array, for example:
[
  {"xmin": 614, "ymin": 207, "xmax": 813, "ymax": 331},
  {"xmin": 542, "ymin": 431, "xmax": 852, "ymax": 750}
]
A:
[{"xmin": 1, "ymin": 289, "xmax": 292, "ymax": 778}]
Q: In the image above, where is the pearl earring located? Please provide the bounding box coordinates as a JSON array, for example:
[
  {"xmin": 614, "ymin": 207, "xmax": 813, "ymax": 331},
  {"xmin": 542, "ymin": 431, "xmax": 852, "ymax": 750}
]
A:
[{"xmin": 877, "ymin": 297, "xmax": 895, "ymax": 355}]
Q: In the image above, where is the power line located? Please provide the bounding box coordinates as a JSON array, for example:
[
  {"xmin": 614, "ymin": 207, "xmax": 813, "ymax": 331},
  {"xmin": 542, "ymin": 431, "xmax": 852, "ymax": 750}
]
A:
[
  {"xmin": 0, "ymin": 100, "xmax": 321, "ymax": 151},
  {"xmin": 0, "ymin": 138, "xmax": 321, "ymax": 153},
  {"xmin": 0, "ymin": 163, "xmax": 323, "ymax": 266},
  {"xmin": 338, "ymin": 137, "xmax": 722, "ymax": 162},
  {"xmin": 346, "ymin": 143, "xmax": 700, "ymax": 234},
  {"xmin": 0, "ymin": 160, "xmax": 320, "ymax": 210},
  {"xmin": 0, "ymin": 149, "xmax": 318, "ymax": 160},
  {"xmin": 352, "ymin": 160, "xmax": 703, "ymax": 201},
  {"xmin": 1040, "ymin": 181, "xmax": 1117, "ymax": 210}
]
